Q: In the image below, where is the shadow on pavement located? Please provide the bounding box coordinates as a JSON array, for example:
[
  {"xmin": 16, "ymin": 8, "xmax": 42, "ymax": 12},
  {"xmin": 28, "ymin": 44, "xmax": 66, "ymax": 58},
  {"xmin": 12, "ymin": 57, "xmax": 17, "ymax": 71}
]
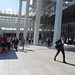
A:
[
  {"xmin": 65, "ymin": 48, "xmax": 75, "ymax": 52},
  {"xmin": 18, "ymin": 49, "xmax": 35, "ymax": 53},
  {"xmin": 25, "ymin": 49, "xmax": 35, "ymax": 52},
  {"xmin": 18, "ymin": 49, "xmax": 28, "ymax": 53},
  {"xmin": 65, "ymin": 45, "xmax": 75, "ymax": 52},
  {"xmin": 56, "ymin": 60, "xmax": 75, "ymax": 67},
  {"xmin": 0, "ymin": 48, "xmax": 18, "ymax": 60}
]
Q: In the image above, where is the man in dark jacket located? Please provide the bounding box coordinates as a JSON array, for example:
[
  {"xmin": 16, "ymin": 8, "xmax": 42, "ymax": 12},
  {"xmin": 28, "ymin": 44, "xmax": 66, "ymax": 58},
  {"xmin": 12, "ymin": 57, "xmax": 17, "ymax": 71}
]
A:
[
  {"xmin": 14, "ymin": 37, "xmax": 19, "ymax": 51},
  {"xmin": 47, "ymin": 37, "xmax": 51, "ymax": 48},
  {"xmin": 54, "ymin": 36, "xmax": 67, "ymax": 63}
]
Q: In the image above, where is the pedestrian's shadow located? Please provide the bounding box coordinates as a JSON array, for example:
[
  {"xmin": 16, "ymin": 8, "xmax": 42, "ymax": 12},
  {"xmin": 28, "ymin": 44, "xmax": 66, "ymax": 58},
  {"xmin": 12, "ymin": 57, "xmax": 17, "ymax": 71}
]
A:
[
  {"xmin": 56, "ymin": 60, "xmax": 75, "ymax": 67},
  {"xmin": 18, "ymin": 49, "xmax": 27, "ymax": 53},
  {"xmin": 18, "ymin": 49, "xmax": 35, "ymax": 53},
  {"xmin": 25, "ymin": 49, "xmax": 35, "ymax": 52}
]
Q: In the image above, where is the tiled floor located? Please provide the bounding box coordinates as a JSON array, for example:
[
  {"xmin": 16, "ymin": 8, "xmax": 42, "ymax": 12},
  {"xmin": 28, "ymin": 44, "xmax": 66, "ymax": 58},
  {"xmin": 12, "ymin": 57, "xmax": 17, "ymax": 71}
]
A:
[{"xmin": 0, "ymin": 45, "xmax": 75, "ymax": 75}]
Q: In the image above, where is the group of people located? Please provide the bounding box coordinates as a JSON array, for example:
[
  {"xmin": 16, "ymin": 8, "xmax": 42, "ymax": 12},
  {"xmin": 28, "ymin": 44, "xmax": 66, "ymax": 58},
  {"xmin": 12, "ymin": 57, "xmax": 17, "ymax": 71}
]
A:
[
  {"xmin": 0, "ymin": 35, "xmax": 25, "ymax": 53},
  {"xmin": 41, "ymin": 37, "xmax": 52, "ymax": 48},
  {"xmin": 66, "ymin": 38, "xmax": 75, "ymax": 45},
  {"xmin": 0, "ymin": 33, "xmax": 74, "ymax": 64},
  {"xmin": 46, "ymin": 37, "xmax": 52, "ymax": 48},
  {"xmin": 26, "ymin": 36, "xmax": 33, "ymax": 44},
  {"xmin": 40, "ymin": 35, "xmax": 71, "ymax": 63}
]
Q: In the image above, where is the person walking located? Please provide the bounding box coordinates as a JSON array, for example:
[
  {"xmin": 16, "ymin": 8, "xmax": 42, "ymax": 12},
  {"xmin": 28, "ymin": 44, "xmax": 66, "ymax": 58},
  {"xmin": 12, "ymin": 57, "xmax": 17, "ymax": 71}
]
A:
[
  {"xmin": 47, "ymin": 37, "xmax": 51, "ymax": 48},
  {"xmin": 68, "ymin": 38, "xmax": 72, "ymax": 44},
  {"xmin": 14, "ymin": 37, "xmax": 19, "ymax": 51},
  {"xmin": 31, "ymin": 37, "xmax": 33, "ymax": 44},
  {"xmin": 21, "ymin": 37, "xmax": 25, "ymax": 50},
  {"xmin": 10, "ymin": 37, "xmax": 13, "ymax": 48},
  {"xmin": 0, "ymin": 37, "xmax": 3, "ymax": 53},
  {"xmin": 12, "ymin": 37, "xmax": 15, "ymax": 48},
  {"xmin": 28, "ymin": 37, "xmax": 31, "ymax": 45},
  {"xmin": 54, "ymin": 36, "xmax": 67, "ymax": 63},
  {"xmin": 73, "ymin": 38, "xmax": 75, "ymax": 45},
  {"xmin": 6, "ymin": 36, "xmax": 11, "ymax": 51},
  {"xmin": 2, "ymin": 35, "xmax": 7, "ymax": 53}
]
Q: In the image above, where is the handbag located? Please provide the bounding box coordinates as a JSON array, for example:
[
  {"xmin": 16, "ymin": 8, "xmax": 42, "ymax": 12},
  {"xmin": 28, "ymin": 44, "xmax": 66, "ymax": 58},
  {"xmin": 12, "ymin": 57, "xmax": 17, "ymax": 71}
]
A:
[{"xmin": 55, "ymin": 45, "xmax": 58, "ymax": 48}]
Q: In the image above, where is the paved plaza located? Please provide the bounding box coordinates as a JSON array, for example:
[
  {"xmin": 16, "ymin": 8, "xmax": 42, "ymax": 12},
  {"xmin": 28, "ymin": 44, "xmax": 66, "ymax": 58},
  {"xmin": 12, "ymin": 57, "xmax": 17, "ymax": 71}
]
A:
[{"xmin": 0, "ymin": 45, "xmax": 75, "ymax": 75}]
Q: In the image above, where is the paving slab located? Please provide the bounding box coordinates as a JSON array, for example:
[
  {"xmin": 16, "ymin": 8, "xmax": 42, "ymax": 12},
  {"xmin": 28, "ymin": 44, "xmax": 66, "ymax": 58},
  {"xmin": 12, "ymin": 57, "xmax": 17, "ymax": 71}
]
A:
[{"xmin": 0, "ymin": 45, "xmax": 75, "ymax": 75}]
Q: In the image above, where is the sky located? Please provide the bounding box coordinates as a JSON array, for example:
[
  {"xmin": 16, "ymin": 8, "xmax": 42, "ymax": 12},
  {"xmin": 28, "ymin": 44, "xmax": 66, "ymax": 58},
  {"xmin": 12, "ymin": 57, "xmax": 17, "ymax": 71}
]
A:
[
  {"xmin": 0, "ymin": 0, "xmax": 19, "ymax": 11},
  {"xmin": 0, "ymin": 0, "xmax": 32, "ymax": 13}
]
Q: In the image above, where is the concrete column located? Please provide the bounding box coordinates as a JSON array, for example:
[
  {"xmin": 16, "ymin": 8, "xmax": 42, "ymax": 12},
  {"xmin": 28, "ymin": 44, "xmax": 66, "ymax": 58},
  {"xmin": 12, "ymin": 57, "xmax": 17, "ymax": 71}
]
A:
[
  {"xmin": 33, "ymin": 0, "xmax": 42, "ymax": 45},
  {"xmin": 42, "ymin": 21, "xmax": 45, "ymax": 32},
  {"xmin": 16, "ymin": 0, "xmax": 22, "ymax": 39},
  {"xmin": 23, "ymin": 0, "xmax": 30, "ymax": 40},
  {"xmin": 49, "ymin": 20, "xmax": 52, "ymax": 38},
  {"xmin": 30, "ymin": 20, "xmax": 31, "ymax": 31},
  {"xmin": 32, "ymin": 19, "xmax": 35, "ymax": 32},
  {"xmin": 53, "ymin": 0, "xmax": 63, "ymax": 48}
]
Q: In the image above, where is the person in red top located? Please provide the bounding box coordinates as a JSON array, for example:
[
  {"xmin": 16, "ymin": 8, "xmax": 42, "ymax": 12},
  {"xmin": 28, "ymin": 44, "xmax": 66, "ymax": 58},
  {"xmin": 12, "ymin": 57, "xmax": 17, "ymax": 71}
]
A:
[
  {"xmin": 0, "ymin": 37, "xmax": 2, "ymax": 53},
  {"xmin": 2, "ymin": 35, "xmax": 7, "ymax": 53}
]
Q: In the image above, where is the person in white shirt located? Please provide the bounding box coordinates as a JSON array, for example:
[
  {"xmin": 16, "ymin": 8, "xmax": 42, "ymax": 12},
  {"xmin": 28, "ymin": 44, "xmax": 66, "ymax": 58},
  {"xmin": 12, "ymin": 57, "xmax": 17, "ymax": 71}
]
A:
[
  {"xmin": 68, "ymin": 38, "xmax": 72, "ymax": 44},
  {"xmin": 28, "ymin": 37, "xmax": 31, "ymax": 44}
]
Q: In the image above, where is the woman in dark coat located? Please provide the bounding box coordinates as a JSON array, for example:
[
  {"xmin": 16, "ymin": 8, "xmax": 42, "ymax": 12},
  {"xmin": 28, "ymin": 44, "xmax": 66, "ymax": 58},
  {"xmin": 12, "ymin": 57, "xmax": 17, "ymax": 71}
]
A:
[{"xmin": 14, "ymin": 37, "xmax": 19, "ymax": 51}]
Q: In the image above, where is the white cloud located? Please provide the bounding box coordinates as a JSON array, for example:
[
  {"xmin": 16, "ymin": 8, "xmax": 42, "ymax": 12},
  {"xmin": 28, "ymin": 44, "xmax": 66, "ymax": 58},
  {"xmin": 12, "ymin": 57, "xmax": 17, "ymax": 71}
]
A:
[
  {"xmin": 5, "ymin": 8, "xmax": 13, "ymax": 14},
  {"xmin": 5, "ymin": 8, "xmax": 17, "ymax": 14},
  {"xmin": 5, "ymin": 8, "xmax": 13, "ymax": 11}
]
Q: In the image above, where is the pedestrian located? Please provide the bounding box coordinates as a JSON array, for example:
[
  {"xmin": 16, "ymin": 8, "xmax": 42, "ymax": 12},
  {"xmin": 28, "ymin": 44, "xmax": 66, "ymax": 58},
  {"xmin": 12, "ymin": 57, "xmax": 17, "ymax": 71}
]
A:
[
  {"xmin": 73, "ymin": 38, "xmax": 75, "ymax": 45},
  {"xmin": 68, "ymin": 38, "xmax": 72, "ymax": 44},
  {"xmin": 2, "ymin": 35, "xmax": 7, "ymax": 53},
  {"xmin": 28, "ymin": 37, "xmax": 31, "ymax": 44},
  {"xmin": 12, "ymin": 37, "xmax": 15, "ymax": 48},
  {"xmin": 21, "ymin": 37, "xmax": 25, "ymax": 50},
  {"xmin": 10, "ymin": 37, "xmax": 13, "ymax": 48},
  {"xmin": 31, "ymin": 37, "xmax": 33, "ymax": 44},
  {"xmin": 26, "ymin": 36, "xmax": 28, "ymax": 44},
  {"xmin": 0, "ymin": 37, "xmax": 3, "ymax": 53},
  {"xmin": 6, "ymin": 36, "xmax": 11, "ymax": 51},
  {"xmin": 66, "ymin": 38, "xmax": 68, "ymax": 44},
  {"xmin": 14, "ymin": 37, "xmax": 19, "ymax": 51},
  {"xmin": 54, "ymin": 36, "xmax": 67, "ymax": 63},
  {"xmin": 47, "ymin": 37, "xmax": 51, "ymax": 48}
]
